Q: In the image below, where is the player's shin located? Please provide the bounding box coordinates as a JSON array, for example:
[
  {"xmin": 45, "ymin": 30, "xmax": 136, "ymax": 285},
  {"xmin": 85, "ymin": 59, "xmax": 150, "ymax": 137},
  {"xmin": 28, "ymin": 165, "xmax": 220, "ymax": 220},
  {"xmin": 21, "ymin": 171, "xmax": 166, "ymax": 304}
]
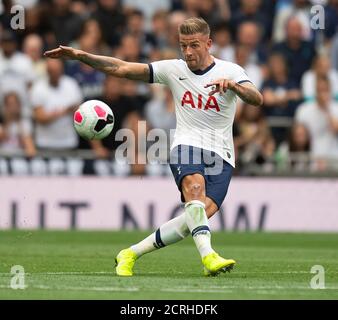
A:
[
  {"xmin": 130, "ymin": 213, "xmax": 190, "ymax": 257},
  {"xmin": 184, "ymin": 200, "xmax": 215, "ymax": 258}
]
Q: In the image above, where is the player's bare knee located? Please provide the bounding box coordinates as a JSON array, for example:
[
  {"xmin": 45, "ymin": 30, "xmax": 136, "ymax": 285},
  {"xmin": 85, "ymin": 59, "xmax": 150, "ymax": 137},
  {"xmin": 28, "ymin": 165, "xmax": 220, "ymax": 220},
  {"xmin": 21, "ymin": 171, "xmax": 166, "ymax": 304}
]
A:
[
  {"xmin": 182, "ymin": 179, "xmax": 204, "ymax": 198},
  {"xmin": 189, "ymin": 182, "xmax": 204, "ymax": 198},
  {"xmin": 182, "ymin": 182, "xmax": 199, "ymax": 196}
]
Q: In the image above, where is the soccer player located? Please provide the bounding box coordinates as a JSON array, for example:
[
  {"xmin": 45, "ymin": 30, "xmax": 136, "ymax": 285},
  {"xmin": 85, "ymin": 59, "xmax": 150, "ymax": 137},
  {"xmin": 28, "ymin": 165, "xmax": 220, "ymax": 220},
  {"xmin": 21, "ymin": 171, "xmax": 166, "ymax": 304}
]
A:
[{"xmin": 45, "ymin": 17, "xmax": 263, "ymax": 276}]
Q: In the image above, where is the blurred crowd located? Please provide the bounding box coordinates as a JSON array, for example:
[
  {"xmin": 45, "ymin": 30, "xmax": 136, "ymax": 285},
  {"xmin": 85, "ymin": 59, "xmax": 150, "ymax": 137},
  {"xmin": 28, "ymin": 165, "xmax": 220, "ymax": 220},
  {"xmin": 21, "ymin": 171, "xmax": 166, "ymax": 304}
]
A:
[{"xmin": 0, "ymin": 0, "xmax": 338, "ymax": 176}]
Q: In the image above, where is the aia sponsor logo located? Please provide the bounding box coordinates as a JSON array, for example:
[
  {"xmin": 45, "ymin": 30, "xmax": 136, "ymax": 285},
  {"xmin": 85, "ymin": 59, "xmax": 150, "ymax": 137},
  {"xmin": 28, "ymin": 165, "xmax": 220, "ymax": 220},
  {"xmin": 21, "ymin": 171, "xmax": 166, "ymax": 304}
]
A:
[{"xmin": 181, "ymin": 91, "xmax": 220, "ymax": 112}]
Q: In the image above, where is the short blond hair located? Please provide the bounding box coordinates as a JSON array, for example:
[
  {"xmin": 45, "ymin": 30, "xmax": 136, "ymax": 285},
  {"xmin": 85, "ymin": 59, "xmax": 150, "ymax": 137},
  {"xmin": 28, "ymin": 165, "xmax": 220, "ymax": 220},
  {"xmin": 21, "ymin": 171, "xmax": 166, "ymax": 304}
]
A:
[{"xmin": 178, "ymin": 17, "xmax": 210, "ymax": 36}]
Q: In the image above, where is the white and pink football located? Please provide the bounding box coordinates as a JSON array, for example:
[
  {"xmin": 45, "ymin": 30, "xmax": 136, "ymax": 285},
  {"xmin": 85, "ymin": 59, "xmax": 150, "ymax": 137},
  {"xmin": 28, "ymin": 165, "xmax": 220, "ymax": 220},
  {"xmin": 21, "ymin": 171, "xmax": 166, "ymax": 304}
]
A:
[{"xmin": 73, "ymin": 100, "xmax": 114, "ymax": 140}]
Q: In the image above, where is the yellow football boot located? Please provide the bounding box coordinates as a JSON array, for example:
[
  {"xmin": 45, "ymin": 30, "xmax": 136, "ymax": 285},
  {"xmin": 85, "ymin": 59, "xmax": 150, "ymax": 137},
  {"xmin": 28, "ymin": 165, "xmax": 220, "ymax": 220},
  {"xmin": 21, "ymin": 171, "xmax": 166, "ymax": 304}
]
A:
[
  {"xmin": 115, "ymin": 248, "xmax": 138, "ymax": 276},
  {"xmin": 202, "ymin": 252, "xmax": 236, "ymax": 276}
]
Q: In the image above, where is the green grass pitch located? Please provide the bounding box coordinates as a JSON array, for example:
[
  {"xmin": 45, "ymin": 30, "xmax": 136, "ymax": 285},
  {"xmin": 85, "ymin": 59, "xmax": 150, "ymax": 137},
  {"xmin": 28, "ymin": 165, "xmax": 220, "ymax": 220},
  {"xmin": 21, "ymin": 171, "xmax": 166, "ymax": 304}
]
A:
[{"xmin": 0, "ymin": 230, "xmax": 338, "ymax": 299}]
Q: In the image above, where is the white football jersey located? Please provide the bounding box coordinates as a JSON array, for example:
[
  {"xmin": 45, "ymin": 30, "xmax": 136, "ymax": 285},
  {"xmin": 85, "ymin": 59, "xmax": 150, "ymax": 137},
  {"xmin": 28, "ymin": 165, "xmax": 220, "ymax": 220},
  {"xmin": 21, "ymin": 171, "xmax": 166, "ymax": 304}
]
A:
[{"xmin": 149, "ymin": 57, "xmax": 252, "ymax": 167}]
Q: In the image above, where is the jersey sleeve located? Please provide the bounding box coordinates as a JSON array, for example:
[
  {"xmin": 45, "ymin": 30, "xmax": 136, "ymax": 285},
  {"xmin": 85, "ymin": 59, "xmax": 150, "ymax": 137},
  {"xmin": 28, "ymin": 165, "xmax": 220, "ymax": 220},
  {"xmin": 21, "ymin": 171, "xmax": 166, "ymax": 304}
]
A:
[
  {"xmin": 148, "ymin": 60, "xmax": 176, "ymax": 85},
  {"xmin": 231, "ymin": 63, "xmax": 252, "ymax": 85}
]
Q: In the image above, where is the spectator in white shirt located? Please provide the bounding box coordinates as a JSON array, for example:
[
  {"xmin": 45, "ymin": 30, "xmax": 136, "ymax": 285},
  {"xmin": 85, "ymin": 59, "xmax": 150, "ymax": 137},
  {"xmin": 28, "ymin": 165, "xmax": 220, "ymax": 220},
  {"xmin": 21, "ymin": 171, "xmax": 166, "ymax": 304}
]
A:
[
  {"xmin": 234, "ymin": 43, "xmax": 263, "ymax": 90},
  {"xmin": 30, "ymin": 58, "xmax": 83, "ymax": 150},
  {"xmin": 301, "ymin": 54, "xmax": 338, "ymax": 102},
  {"xmin": 23, "ymin": 34, "xmax": 47, "ymax": 81},
  {"xmin": 210, "ymin": 21, "xmax": 235, "ymax": 63},
  {"xmin": 0, "ymin": 30, "xmax": 35, "ymax": 118},
  {"xmin": 295, "ymin": 76, "xmax": 338, "ymax": 162},
  {"xmin": 0, "ymin": 30, "xmax": 35, "ymax": 86},
  {"xmin": 0, "ymin": 92, "xmax": 36, "ymax": 157},
  {"xmin": 272, "ymin": 0, "xmax": 312, "ymax": 43}
]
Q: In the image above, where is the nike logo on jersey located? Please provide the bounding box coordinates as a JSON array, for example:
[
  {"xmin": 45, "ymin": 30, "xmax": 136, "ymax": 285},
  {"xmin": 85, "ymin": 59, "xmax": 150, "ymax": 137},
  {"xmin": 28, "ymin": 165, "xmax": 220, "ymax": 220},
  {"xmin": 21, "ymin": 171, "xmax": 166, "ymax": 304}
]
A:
[{"xmin": 179, "ymin": 77, "xmax": 187, "ymax": 80}]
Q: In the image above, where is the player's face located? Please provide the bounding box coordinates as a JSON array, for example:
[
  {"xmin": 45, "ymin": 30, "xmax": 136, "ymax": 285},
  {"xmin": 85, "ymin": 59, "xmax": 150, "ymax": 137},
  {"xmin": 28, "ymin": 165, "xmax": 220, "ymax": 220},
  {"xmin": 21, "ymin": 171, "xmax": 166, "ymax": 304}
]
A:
[{"xmin": 179, "ymin": 33, "xmax": 212, "ymax": 71}]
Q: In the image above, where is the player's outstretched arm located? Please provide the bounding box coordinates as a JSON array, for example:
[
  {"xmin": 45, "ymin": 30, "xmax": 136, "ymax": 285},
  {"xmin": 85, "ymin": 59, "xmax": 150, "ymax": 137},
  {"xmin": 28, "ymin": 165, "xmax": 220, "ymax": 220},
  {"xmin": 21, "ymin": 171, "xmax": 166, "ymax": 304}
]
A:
[
  {"xmin": 205, "ymin": 79, "xmax": 263, "ymax": 107},
  {"xmin": 230, "ymin": 82, "xmax": 263, "ymax": 107},
  {"xmin": 44, "ymin": 46, "xmax": 150, "ymax": 82}
]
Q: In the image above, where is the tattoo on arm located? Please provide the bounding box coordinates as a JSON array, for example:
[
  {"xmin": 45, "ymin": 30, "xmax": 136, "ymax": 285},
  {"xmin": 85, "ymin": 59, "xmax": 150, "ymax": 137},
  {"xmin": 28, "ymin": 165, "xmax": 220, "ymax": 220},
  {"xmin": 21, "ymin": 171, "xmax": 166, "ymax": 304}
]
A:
[
  {"xmin": 78, "ymin": 53, "xmax": 121, "ymax": 75},
  {"xmin": 78, "ymin": 52, "xmax": 150, "ymax": 82},
  {"xmin": 125, "ymin": 66, "xmax": 150, "ymax": 82},
  {"xmin": 231, "ymin": 83, "xmax": 263, "ymax": 106}
]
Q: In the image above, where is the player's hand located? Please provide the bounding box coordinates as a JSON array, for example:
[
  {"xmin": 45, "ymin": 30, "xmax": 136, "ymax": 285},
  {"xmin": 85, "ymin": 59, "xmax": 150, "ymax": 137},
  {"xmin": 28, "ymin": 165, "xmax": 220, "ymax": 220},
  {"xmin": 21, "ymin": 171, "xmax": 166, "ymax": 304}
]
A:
[
  {"xmin": 44, "ymin": 45, "xmax": 81, "ymax": 59},
  {"xmin": 204, "ymin": 79, "xmax": 236, "ymax": 96}
]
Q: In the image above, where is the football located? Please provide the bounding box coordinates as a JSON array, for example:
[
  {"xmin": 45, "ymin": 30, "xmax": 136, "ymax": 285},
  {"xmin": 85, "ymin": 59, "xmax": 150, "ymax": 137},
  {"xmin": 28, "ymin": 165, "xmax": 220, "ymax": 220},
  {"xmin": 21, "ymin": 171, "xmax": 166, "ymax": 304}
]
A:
[{"xmin": 73, "ymin": 100, "xmax": 114, "ymax": 140}]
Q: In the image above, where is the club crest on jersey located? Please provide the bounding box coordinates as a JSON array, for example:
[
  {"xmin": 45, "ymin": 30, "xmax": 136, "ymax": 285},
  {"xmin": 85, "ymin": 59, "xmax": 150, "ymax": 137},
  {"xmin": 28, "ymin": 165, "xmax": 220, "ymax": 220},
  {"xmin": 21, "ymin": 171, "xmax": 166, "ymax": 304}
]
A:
[{"xmin": 181, "ymin": 91, "xmax": 220, "ymax": 112}]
